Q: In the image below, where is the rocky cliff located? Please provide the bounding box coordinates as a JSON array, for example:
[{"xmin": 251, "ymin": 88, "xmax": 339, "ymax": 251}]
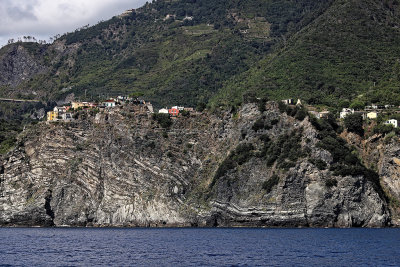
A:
[
  {"xmin": 0, "ymin": 44, "xmax": 47, "ymax": 92},
  {"xmin": 0, "ymin": 103, "xmax": 391, "ymax": 227}
]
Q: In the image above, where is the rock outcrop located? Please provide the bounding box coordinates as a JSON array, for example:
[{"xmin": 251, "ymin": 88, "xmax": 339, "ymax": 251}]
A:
[
  {"xmin": 0, "ymin": 45, "xmax": 46, "ymax": 88},
  {"xmin": 0, "ymin": 103, "xmax": 391, "ymax": 227}
]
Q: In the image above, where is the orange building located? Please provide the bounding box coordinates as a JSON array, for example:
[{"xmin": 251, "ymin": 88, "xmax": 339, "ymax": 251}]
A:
[{"xmin": 168, "ymin": 107, "xmax": 179, "ymax": 116}]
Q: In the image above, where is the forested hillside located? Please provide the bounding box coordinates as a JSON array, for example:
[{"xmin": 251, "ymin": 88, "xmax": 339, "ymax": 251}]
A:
[
  {"xmin": 0, "ymin": 0, "xmax": 400, "ymax": 109},
  {"xmin": 0, "ymin": 0, "xmax": 334, "ymax": 108},
  {"xmin": 213, "ymin": 0, "xmax": 400, "ymax": 109}
]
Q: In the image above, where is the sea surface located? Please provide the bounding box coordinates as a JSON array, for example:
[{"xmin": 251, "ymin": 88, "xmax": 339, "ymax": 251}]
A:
[{"xmin": 0, "ymin": 228, "xmax": 399, "ymax": 266}]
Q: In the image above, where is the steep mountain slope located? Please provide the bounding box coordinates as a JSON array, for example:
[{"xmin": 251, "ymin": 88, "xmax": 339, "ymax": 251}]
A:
[
  {"xmin": 0, "ymin": 102, "xmax": 390, "ymax": 227},
  {"xmin": 214, "ymin": 0, "xmax": 400, "ymax": 108},
  {"xmin": 0, "ymin": 0, "xmax": 333, "ymax": 107}
]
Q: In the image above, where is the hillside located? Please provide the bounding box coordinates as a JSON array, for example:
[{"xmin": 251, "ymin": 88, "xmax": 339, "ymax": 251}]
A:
[
  {"xmin": 0, "ymin": 102, "xmax": 390, "ymax": 227},
  {"xmin": 213, "ymin": 0, "xmax": 400, "ymax": 108},
  {"xmin": 0, "ymin": 0, "xmax": 334, "ymax": 108},
  {"xmin": 0, "ymin": 0, "xmax": 398, "ymax": 111}
]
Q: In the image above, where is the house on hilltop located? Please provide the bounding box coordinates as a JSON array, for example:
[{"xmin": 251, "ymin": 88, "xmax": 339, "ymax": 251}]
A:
[
  {"xmin": 385, "ymin": 119, "xmax": 398, "ymax": 128},
  {"xmin": 340, "ymin": 108, "xmax": 354, "ymax": 119},
  {"xmin": 103, "ymin": 99, "xmax": 116, "ymax": 108},
  {"xmin": 367, "ymin": 111, "xmax": 378, "ymax": 119},
  {"xmin": 169, "ymin": 106, "xmax": 180, "ymax": 116},
  {"xmin": 282, "ymin": 99, "xmax": 295, "ymax": 105}
]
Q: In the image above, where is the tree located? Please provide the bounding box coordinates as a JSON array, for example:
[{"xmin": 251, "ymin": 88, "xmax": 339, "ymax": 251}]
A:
[
  {"xmin": 344, "ymin": 113, "xmax": 364, "ymax": 136},
  {"xmin": 349, "ymin": 100, "xmax": 365, "ymax": 110}
]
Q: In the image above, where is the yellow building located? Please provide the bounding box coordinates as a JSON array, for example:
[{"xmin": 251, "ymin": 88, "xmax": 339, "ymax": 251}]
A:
[
  {"xmin": 71, "ymin": 102, "xmax": 85, "ymax": 110},
  {"xmin": 47, "ymin": 111, "xmax": 58, "ymax": 121},
  {"xmin": 367, "ymin": 112, "xmax": 378, "ymax": 119}
]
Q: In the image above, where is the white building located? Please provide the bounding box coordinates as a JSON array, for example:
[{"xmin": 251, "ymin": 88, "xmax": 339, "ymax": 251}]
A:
[
  {"xmin": 282, "ymin": 99, "xmax": 294, "ymax": 105},
  {"xmin": 158, "ymin": 108, "xmax": 169, "ymax": 114},
  {"xmin": 385, "ymin": 119, "xmax": 398, "ymax": 128},
  {"xmin": 103, "ymin": 100, "xmax": 116, "ymax": 108},
  {"xmin": 340, "ymin": 108, "xmax": 354, "ymax": 119},
  {"xmin": 171, "ymin": 106, "xmax": 185, "ymax": 111},
  {"xmin": 54, "ymin": 106, "xmax": 66, "ymax": 113}
]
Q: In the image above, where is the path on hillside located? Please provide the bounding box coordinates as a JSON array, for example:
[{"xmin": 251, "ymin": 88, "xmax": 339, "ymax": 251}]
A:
[{"xmin": 0, "ymin": 98, "xmax": 40, "ymax": 103}]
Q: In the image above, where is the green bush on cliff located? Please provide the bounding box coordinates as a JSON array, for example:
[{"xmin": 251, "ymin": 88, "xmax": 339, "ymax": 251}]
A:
[
  {"xmin": 152, "ymin": 113, "xmax": 172, "ymax": 128},
  {"xmin": 344, "ymin": 113, "xmax": 364, "ymax": 136},
  {"xmin": 262, "ymin": 130, "xmax": 304, "ymax": 169},
  {"xmin": 262, "ymin": 174, "xmax": 280, "ymax": 193},
  {"xmin": 0, "ymin": 138, "xmax": 16, "ymax": 154},
  {"xmin": 211, "ymin": 143, "xmax": 254, "ymax": 187}
]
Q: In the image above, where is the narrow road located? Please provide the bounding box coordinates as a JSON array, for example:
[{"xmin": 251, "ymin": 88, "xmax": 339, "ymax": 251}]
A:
[{"xmin": 0, "ymin": 98, "xmax": 40, "ymax": 103}]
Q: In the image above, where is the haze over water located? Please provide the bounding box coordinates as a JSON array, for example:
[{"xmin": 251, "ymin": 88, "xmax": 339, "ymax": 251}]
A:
[{"xmin": 1, "ymin": 228, "xmax": 399, "ymax": 266}]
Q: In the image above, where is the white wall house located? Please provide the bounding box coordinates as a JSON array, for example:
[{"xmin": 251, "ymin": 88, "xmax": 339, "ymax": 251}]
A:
[
  {"xmin": 340, "ymin": 108, "xmax": 354, "ymax": 119},
  {"xmin": 159, "ymin": 108, "xmax": 169, "ymax": 114},
  {"xmin": 385, "ymin": 119, "xmax": 398, "ymax": 128},
  {"xmin": 104, "ymin": 100, "xmax": 116, "ymax": 108}
]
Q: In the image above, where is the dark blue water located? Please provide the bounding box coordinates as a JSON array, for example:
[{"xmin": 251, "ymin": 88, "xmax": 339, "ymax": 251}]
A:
[{"xmin": 0, "ymin": 228, "xmax": 399, "ymax": 266}]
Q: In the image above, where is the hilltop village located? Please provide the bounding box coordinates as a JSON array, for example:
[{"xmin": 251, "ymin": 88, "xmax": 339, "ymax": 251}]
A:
[
  {"xmin": 46, "ymin": 96, "xmax": 197, "ymax": 122},
  {"xmin": 282, "ymin": 98, "xmax": 400, "ymax": 130},
  {"xmin": 47, "ymin": 97, "xmax": 400, "ymax": 133}
]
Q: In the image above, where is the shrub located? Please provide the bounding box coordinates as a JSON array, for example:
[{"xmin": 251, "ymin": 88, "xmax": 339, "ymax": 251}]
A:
[
  {"xmin": 344, "ymin": 113, "xmax": 364, "ymax": 136},
  {"xmin": 152, "ymin": 113, "xmax": 172, "ymax": 128},
  {"xmin": 257, "ymin": 97, "xmax": 267, "ymax": 113},
  {"xmin": 309, "ymin": 158, "xmax": 327, "ymax": 170},
  {"xmin": 181, "ymin": 110, "xmax": 190, "ymax": 117},
  {"xmin": 270, "ymin": 119, "xmax": 279, "ymax": 125},
  {"xmin": 252, "ymin": 118, "xmax": 265, "ymax": 132},
  {"xmin": 373, "ymin": 124, "xmax": 393, "ymax": 135},
  {"xmin": 211, "ymin": 143, "xmax": 255, "ymax": 187},
  {"xmin": 278, "ymin": 101, "xmax": 287, "ymax": 113},
  {"xmin": 294, "ymin": 107, "xmax": 308, "ymax": 121},
  {"xmin": 280, "ymin": 161, "xmax": 296, "ymax": 169},
  {"xmin": 196, "ymin": 102, "xmax": 206, "ymax": 112},
  {"xmin": 232, "ymin": 143, "xmax": 254, "ymax": 165},
  {"xmin": 0, "ymin": 138, "xmax": 16, "ymax": 154},
  {"xmin": 213, "ymin": 158, "xmax": 236, "ymax": 184},
  {"xmin": 325, "ymin": 179, "xmax": 338, "ymax": 188},
  {"xmin": 262, "ymin": 174, "xmax": 280, "ymax": 193}
]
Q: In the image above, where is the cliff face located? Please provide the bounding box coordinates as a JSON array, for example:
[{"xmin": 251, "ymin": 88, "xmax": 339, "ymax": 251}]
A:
[
  {"xmin": 357, "ymin": 134, "xmax": 400, "ymax": 226},
  {"xmin": 0, "ymin": 45, "xmax": 46, "ymax": 90},
  {"xmin": 0, "ymin": 103, "xmax": 390, "ymax": 227}
]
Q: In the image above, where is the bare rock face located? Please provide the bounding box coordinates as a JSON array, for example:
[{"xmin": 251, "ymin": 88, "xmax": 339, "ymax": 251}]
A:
[
  {"xmin": 0, "ymin": 45, "xmax": 46, "ymax": 88},
  {"xmin": 361, "ymin": 135, "xmax": 400, "ymax": 225},
  {"xmin": 0, "ymin": 103, "xmax": 391, "ymax": 227}
]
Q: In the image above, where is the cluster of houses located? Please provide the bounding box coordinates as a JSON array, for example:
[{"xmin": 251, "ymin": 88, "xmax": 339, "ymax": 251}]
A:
[
  {"xmin": 158, "ymin": 106, "xmax": 194, "ymax": 117},
  {"xmin": 282, "ymin": 98, "xmax": 399, "ymax": 129},
  {"xmin": 282, "ymin": 99, "xmax": 332, "ymax": 119},
  {"xmin": 339, "ymin": 107, "xmax": 399, "ymax": 128},
  {"xmin": 47, "ymin": 96, "xmax": 154, "ymax": 122}
]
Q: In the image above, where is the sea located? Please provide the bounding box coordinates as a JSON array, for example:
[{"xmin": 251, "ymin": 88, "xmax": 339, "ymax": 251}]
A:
[{"xmin": 0, "ymin": 228, "xmax": 399, "ymax": 266}]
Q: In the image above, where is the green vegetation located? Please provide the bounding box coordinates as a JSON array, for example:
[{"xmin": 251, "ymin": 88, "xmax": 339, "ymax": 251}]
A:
[
  {"xmin": 278, "ymin": 102, "xmax": 308, "ymax": 121},
  {"xmin": 152, "ymin": 113, "xmax": 173, "ymax": 128},
  {"xmin": 344, "ymin": 113, "xmax": 364, "ymax": 136},
  {"xmin": 325, "ymin": 178, "xmax": 338, "ymax": 188},
  {"xmin": 0, "ymin": 101, "xmax": 44, "ymax": 155},
  {"xmin": 1, "ymin": 0, "xmax": 348, "ymax": 109},
  {"xmin": 311, "ymin": 116, "xmax": 384, "ymax": 197},
  {"xmin": 212, "ymin": 0, "xmax": 400, "ymax": 109},
  {"xmin": 259, "ymin": 129, "xmax": 305, "ymax": 169},
  {"xmin": 211, "ymin": 143, "xmax": 254, "ymax": 187},
  {"xmin": 309, "ymin": 158, "xmax": 327, "ymax": 170},
  {"xmin": 262, "ymin": 174, "xmax": 280, "ymax": 193},
  {"xmin": 2, "ymin": 0, "xmax": 400, "ymax": 128}
]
